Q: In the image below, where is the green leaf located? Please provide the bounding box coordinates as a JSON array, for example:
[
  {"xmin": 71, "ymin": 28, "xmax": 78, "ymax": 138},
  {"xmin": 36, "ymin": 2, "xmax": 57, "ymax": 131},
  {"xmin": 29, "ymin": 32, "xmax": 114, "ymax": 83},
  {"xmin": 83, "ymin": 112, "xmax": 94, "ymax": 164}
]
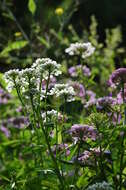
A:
[
  {"xmin": 0, "ymin": 41, "xmax": 28, "ymax": 57},
  {"xmin": 0, "ymin": 175, "xmax": 10, "ymax": 182},
  {"xmin": 2, "ymin": 139, "xmax": 26, "ymax": 146},
  {"xmin": 28, "ymin": 0, "xmax": 36, "ymax": 15},
  {"xmin": 37, "ymin": 36, "xmax": 50, "ymax": 48},
  {"xmin": 0, "ymin": 73, "xmax": 6, "ymax": 89}
]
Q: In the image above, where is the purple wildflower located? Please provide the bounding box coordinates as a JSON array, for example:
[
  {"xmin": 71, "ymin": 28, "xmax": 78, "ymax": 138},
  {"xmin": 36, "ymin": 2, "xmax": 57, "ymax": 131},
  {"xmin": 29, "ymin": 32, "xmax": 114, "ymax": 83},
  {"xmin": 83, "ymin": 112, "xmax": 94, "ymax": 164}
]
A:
[
  {"xmin": 77, "ymin": 148, "xmax": 111, "ymax": 164},
  {"xmin": 16, "ymin": 106, "xmax": 23, "ymax": 113},
  {"xmin": 68, "ymin": 66, "xmax": 77, "ymax": 77},
  {"xmin": 51, "ymin": 144, "xmax": 70, "ymax": 156},
  {"xmin": 117, "ymin": 85, "xmax": 126, "ymax": 104},
  {"xmin": 107, "ymin": 112, "xmax": 121, "ymax": 125},
  {"xmin": 91, "ymin": 148, "xmax": 111, "ymax": 158},
  {"xmin": 84, "ymin": 90, "xmax": 96, "ymax": 108},
  {"xmin": 72, "ymin": 82, "xmax": 85, "ymax": 98},
  {"xmin": 0, "ymin": 87, "xmax": 11, "ymax": 105},
  {"xmin": 68, "ymin": 65, "xmax": 91, "ymax": 78},
  {"xmin": 97, "ymin": 96, "xmax": 117, "ymax": 109},
  {"xmin": 0, "ymin": 126, "xmax": 10, "ymax": 137},
  {"xmin": 108, "ymin": 68, "xmax": 126, "ymax": 87},
  {"xmin": 2, "ymin": 116, "xmax": 29, "ymax": 129},
  {"xmin": 69, "ymin": 124, "xmax": 97, "ymax": 142},
  {"xmin": 82, "ymin": 65, "xmax": 91, "ymax": 76},
  {"xmin": 78, "ymin": 151, "xmax": 91, "ymax": 162}
]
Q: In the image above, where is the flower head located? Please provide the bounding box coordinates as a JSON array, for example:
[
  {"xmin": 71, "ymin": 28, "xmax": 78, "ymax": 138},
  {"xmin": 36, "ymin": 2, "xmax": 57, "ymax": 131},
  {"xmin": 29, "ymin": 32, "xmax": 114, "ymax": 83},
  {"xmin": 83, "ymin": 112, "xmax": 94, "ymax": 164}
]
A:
[
  {"xmin": 55, "ymin": 7, "xmax": 64, "ymax": 16},
  {"xmin": 68, "ymin": 65, "xmax": 91, "ymax": 77},
  {"xmin": 1, "ymin": 116, "xmax": 29, "ymax": 129},
  {"xmin": 108, "ymin": 68, "xmax": 126, "ymax": 87},
  {"xmin": 72, "ymin": 82, "xmax": 85, "ymax": 98},
  {"xmin": 0, "ymin": 126, "xmax": 10, "ymax": 138},
  {"xmin": 65, "ymin": 42, "xmax": 95, "ymax": 59},
  {"xmin": 0, "ymin": 87, "xmax": 11, "ymax": 104},
  {"xmin": 51, "ymin": 144, "xmax": 70, "ymax": 157},
  {"xmin": 86, "ymin": 181, "xmax": 113, "ymax": 190},
  {"xmin": 69, "ymin": 124, "xmax": 97, "ymax": 142},
  {"xmin": 97, "ymin": 96, "xmax": 117, "ymax": 109},
  {"xmin": 32, "ymin": 58, "xmax": 62, "ymax": 79},
  {"xmin": 50, "ymin": 83, "xmax": 75, "ymax": 102},
  {"xmin": 84, "ymin": 90, "xmax": 96, "ymax": 108},
  {"xmin": 78, "ymin": 151, "xmax": 91, "ymax": 163},
  {"xmin": 4, "ymin": 69, "xmax": 21, "ymax": 92}
]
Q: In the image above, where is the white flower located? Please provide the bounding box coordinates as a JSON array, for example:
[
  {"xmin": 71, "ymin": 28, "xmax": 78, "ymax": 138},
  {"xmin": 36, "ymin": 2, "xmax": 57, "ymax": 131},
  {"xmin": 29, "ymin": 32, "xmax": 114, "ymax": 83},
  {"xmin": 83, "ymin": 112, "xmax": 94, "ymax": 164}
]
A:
[
  {"xmin": 65, "ymin": 42, "xmax": 95, "ymax": 59},
  {"xmin": 50, "ymin": 83, "xmax": 75, "ymax": 102},
  {"xmin": 20, "ymin": 68, "xmax": 35, "ymax": 77},
  {"xmin": 32, "ymin": 58, "xmax": 62, "ymax": 78},
  {"xmin": 42, "ymin": 109, "xmax": 59, "ymax": 123},
  {"xmin": 42, "ymin": 109, "xmax": 58, "ymax": 119},
  {"xmin": 4, "ymin": 69, "xmax": 21, "ymax": 92}
]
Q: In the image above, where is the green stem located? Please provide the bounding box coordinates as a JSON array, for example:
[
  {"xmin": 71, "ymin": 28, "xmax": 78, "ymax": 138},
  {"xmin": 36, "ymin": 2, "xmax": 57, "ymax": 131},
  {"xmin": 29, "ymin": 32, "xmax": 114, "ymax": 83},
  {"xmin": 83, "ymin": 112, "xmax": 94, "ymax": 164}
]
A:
[
  {"xmin": 72, "ymin": 140, "xmax": 82, "ymax": 185},
  {"xmin": 14, "ymin": 80, "xmax": 26, "ymax": 115},
  {"xmin": 38, "ymin": 113, "xmax": 65, "ymax": 190},
  {"xmin": 38, "ymin": 73, "xmax": 43, "ymax": 106}
]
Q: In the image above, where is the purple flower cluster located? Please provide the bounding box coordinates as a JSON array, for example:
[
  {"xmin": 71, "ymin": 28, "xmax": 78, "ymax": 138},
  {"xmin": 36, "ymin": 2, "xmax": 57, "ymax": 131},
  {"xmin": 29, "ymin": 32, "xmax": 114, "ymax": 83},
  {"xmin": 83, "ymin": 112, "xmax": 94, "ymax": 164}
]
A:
[
  {"xmin": 0, "ymin": 87, "xmax": 11, "ymax": 105},
  {"xmin": 1, "ymin": 116, "xmax": 29, "ymax": 129},
  {"xmin": 108, "ymin": 68, "xmax": 126, "ymax": 87},
  {"xmin": 72, "ymin": 82, "xmax": 85, "ymax": 98},
  {"xmin": 78, "ymin": 150, "xmax": 91, "ymax": 162},
  {"xmin": 84, "ymin": 90, "xmax": 96, "ymax": 108},
  {"xmin": 117, "ymin": 86, "xmax": 126, "ymax": 104},
  {"xmin": 0, "ymin": 126, "xmax": 10, "ymax": 138},
  {"xmin": 69, "ymin": 124, "xmax": 97, "ymax": 142},
  {"xmin": 107, "ymin": 112, "xmax": 121, "ymax": 125},
  {"xmin": 97, "ymin": 96, "xmax": 117, "ymax": 109},
  {"xmin": 78, "ymin": 148, "xmax": 111, "ymax": 164},
  {"xmin": 51, "ymin": 144, "xmax": 70, "ymax": 156},
  {"xmin": 68, "ymin": 65, "xmax": 91, "ymax": 78}
]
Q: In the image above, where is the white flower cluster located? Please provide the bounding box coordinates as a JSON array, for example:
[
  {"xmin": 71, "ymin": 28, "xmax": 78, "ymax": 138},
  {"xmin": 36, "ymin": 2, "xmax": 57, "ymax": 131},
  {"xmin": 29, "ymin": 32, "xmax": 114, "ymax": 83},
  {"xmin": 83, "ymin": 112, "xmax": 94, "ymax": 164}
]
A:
[
  {"xmin": 50, "ymin": 83, "xmax": 75, "ymax": 102},
  {"xmin": 42, "ymin": 109, "xmax": 58, "ymax": 118},
  {"xmin": 4, "ymin": 58, "xmax": 62, "ymax": 93},
  {"xmin": 4, "ymin": 69, "xmax": 21, "ymax": 92},
  {"xmin": 32, "ymin": 58, "xmax": 62, "ymax": 79},
  {"xmin": 86, "ymin": 181, "xmax": 113, "ymax": 190},
  {"xmin": 42, "ymin": 109, "xmax": 58, "ymax": 123},
  {"xmin": 65, "ymin": 42, "xmax": 95, "ymax": 59},
  {"xmin": 4, "ymin": 58, "xmax": 75, "ymax": 104}
]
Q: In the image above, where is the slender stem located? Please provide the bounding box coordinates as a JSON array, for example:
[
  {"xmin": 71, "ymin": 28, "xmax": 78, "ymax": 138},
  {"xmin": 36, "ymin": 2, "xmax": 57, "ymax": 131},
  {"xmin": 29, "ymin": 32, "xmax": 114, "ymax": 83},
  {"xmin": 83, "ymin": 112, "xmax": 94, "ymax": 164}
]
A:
[
  {"xmin": 13, "ymin": 80, "xmax": 26, "ymax": 115},
  {"xmin": 99, "ymin": 145, "xmax": 106, "ymax": 180},
  {"xmin": 36, "ymin": 71, "xmax": 66, "ymax": 189},
  {"xmin": 38, "ymin": 112, "xmax": 65, "ymax": 189},
  {"xmin": 38, "ymin": 73, "xmax": 43, "ymax": 106},
  {"xmin": 44, "ymin": 70, "xmax": 51, "ymax": 132},
  {"xmin": 72, "ymin": 140, "xmax": 82, "ymax": 185},
  {"xmin": 28, "ymin": 76, "xmax": 37, "ymax": 124}
]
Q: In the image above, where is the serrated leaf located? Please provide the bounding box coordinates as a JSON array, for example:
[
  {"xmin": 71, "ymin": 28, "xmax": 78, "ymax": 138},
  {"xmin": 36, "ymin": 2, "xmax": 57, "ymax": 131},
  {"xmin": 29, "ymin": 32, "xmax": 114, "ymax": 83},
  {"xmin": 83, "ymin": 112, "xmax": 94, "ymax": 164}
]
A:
[
  {"xmin": 28, "ymin": 0, "xmax": 36, "ymax": 15},
  {"xmin": 0, "ymin": 41, "xmax": 28, "ymax": 57}
]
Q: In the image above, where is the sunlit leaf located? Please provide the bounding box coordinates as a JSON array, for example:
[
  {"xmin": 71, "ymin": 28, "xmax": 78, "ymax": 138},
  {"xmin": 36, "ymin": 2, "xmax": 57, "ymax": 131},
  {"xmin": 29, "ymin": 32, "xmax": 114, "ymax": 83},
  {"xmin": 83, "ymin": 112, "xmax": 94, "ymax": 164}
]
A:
[
  {"xmin": 0, "ymin": 41, "xmax": 28, "ymax": 57},
  {"xmin": 28, "ymin": 0, "xmax": 36, "ymax": 15}
]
